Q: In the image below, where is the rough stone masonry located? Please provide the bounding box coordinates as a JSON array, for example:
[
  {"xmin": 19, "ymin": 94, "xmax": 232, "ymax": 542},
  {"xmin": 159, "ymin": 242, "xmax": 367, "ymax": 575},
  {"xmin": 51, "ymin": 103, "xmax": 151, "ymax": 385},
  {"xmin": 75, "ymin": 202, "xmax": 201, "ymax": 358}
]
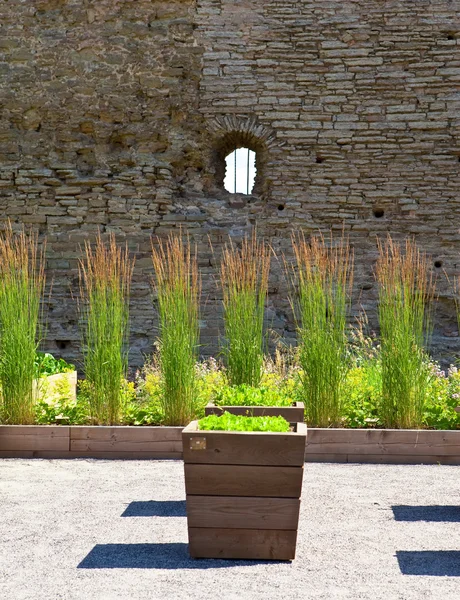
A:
[{"xmin": 0, "ymin": 0, "xmax": 459, "ymax": 366}]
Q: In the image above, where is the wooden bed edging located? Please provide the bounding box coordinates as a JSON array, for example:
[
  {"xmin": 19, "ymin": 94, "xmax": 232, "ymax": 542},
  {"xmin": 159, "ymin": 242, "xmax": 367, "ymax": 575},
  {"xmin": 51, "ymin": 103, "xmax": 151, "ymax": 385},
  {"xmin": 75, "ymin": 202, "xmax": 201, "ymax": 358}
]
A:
[
  {"xmin": 0, "ymin": 425, "xmax": 183, "ymax": 459},
  {"xmin": 1, "ymin": 426, "xmax": 460, "ymax": 463},
  {"xmin": 305, "ymin": 428, "xmax": 460, "ymax": 465}
]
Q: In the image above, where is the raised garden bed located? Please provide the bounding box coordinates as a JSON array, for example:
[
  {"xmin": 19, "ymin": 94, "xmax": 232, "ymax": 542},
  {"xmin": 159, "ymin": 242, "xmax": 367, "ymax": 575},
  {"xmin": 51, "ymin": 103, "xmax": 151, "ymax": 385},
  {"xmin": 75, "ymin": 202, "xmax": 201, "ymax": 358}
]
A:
[
  {"xmin": 1, "ymin": 425, "xmax": 460, "ymax": 464},
  {"xmin": 305, "ymin": 428, "xmax": 460, "ymax": 465},
  {"xmin": 0, "ymin": 425, "xmax": 182, "ymax": 459},
  {"xmin": 204, "ymin": 400, "xmax": 305, "ymax": 422},
  {"xmin": 182, "ymin": 420, "xmax": 307, "ymax": 560}
]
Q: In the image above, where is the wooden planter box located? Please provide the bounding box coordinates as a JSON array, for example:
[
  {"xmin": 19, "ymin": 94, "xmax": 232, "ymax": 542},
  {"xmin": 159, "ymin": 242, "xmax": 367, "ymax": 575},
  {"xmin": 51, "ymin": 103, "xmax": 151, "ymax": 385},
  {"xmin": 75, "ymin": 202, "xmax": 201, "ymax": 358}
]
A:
[
  {"xmin": 0, "ymin": 425, "xmax": 182, "ymax": 459},
  {"xmin": 182, "ymin": 420, "xmax": 307, "ymax": 560},
  {"xmin": 204, "ymin": 400, "xmax": 305, "ymax": 422}
]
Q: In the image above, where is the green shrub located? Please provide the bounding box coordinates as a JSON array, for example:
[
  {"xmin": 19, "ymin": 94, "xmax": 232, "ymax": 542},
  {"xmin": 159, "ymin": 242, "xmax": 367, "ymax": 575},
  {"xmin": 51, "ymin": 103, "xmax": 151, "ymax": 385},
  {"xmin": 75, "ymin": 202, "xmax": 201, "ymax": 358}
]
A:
[
  {"xmin": 376, "ymin": 237, "xmax": 434, "ymax": 428},
  {"xmin": 0, "ymin": 224, "xmax": 45, "ymax": 424},
  {"xmin": 34, "ymin": 352, "xmax": 75, "ymax": 378},
  {"xmin": 198, "ymin": 412, "xmax": 290, "ymax": 432},
  {"xmin": 151, "ymin": 234, "xmax": 200, "ymax": 426},
  {"xmin": 220, "ymin": 233, "xmax": 271, "ymax": 387},
  {"xmin": 290, "ymin": 232, "xmax": 353, "ymax": 427},
  {"xmin": 423, "ymin": 365, "xmax": 460, "ymax": 430},
  {"xmin": 79, "ymin": 233, "xmax": 134, "ymax": 425}
]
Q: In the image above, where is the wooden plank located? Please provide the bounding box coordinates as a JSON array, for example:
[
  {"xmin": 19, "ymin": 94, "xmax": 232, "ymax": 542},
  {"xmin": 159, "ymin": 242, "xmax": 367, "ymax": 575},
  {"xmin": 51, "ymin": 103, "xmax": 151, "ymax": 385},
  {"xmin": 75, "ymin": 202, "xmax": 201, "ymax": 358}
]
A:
[
  {"xmin": 35, "ymin": 451, "xmax": 183, "ymax": 460},
  {"xmin": 205, "ymin": 402, "xmax": 305, "ymax": 423},
  {"xmin": 70, "ymin": 426, "xmax": 183, "ymax": 442},
  {"xmin": 186, "ymin": 496, "xmax": 300, "ymax": 530},
  {"xmin": 306, "ymin": 428, "xmax": 460, "ymax": 445},
  {"xmin": 184, "ymin": 464, "xmax": 304, "ymax": 497},
  {"xmin": 0, "ymin": 426, "xmax": 69, "ymax": 437},
  {"xmin": 183, "ymin": 421, "xmax": 307, "ymax": 466},
  {"xmin": 305, "ymin": 453, "xmax": 348, "ymax": 463},
  {"xmin": 70, "ymin": 439, "xmax": 182, "ymax": 453},
  {"xmin": 345, "ymin": 454, "xmax": 460, "ymax": 465},
  {"xmin": 0, "ymin": 450, "xmax": 34, "ymax": 458},
  {"xmin": 188, "ymin": 528, "xmax": 297, "ymax": 560},
  {"xmin": 305, "ymin": 442, "xmax": 460, "ymax": 456},
  {"xmin": 0, "ymin": 428, "xmax": 70, "ymax": 452}
]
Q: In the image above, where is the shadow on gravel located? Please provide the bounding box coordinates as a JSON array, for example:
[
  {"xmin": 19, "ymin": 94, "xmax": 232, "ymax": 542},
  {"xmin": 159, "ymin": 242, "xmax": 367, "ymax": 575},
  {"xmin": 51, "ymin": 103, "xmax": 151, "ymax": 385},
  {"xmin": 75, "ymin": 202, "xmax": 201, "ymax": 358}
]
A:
[
  {"xmin": 397, "ymin": 551, "xmax": 460, "ymax": 576},
  {"xmin": 78, "ymin": 543, "xmax": 279, "ymax": 569},
  {"xmin": 392, "ymin": 505, "xmax": 460, "ymax": 522},
  {"xmin": 121, "ymin": 500, "xmax": 187, "ymax": 517}
]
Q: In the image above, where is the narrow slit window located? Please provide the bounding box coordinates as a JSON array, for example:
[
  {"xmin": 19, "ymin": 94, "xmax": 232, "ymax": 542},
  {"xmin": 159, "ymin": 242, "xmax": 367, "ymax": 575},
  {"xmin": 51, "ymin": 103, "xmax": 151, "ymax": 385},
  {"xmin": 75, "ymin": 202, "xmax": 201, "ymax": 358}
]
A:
[{"xmin": 224, "ymin": 148, "xmax": 256, "ymax": 194}]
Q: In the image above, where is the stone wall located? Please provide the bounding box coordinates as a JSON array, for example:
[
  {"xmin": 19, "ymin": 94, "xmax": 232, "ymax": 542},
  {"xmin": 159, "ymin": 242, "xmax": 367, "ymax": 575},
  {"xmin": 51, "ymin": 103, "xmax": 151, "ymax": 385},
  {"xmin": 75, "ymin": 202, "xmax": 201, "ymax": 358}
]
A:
[{"xmin": 1, "ymin": 0, "xmax": 459, "ymax": 367}]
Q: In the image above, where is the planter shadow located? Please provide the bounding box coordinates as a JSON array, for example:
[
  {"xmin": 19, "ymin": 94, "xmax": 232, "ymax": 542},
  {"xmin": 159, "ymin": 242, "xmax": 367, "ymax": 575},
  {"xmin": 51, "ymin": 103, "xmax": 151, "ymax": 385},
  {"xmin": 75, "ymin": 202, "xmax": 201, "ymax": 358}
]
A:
[
  {"xmin": 78, "ymin": 543, "xmax": 282, "ymax": 569},
  {"xmin": 397, "ymin": 551, "xmax": 460, "ymax": 576},
  {"xmin": 392, "ymin": 505, "xmax": 460, "ymax": 522},
  {"xmin": 121, "ymin": 500, "xmax": 186, "ymax": 517}
]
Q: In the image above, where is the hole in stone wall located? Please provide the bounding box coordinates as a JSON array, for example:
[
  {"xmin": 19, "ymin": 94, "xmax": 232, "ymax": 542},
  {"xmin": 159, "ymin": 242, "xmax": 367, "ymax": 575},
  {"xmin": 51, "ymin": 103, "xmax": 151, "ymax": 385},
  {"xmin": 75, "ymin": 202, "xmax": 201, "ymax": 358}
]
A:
[
  {"xmin": 373, "ymin": 208, "xmax": 385, "ymax": 218},
  {"xmin": 434, "ymin": 260, "xmax": 443, "ymax": 269},
  {"xmin": 277, "ymin": 204, "xmax": 285, "ymax": 211},
  {"xmin": 447, "ymin": 32, "xmax": 456, "ymax": 40},
  {"xmin": 55, "ymin": 340, "xmax": 71, "ymax": 350},
  {"xmin": 316, "ymin": 156, "xmax": 324, "ymax": 164},
  {"xmin": 224, "ymin": 148, "xmax": 256, "ymax": 194}
]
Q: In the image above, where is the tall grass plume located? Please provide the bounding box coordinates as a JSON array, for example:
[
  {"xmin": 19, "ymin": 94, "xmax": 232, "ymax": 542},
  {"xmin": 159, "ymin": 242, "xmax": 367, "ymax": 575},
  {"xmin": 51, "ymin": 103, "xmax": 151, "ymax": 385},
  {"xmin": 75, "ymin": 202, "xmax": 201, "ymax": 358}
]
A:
[
  {"xmin": 376, "ymin": 236, "xmax": 434, "ymax": 428},
  {"xmin": 0, "ymin": 224, "xmax": 45, "ymax": 424},
  {"xmin": 79, "ymin": 233, "xmax": 134, "ymax": 425},
  {"xmin": 220, "ymin": 233, "xmax": 271, "ymax": 387},
  {"xmin": 151, "ymin": 234, "xmax": 201, "ymax": 425},
  {"xmin": 291, "ymin": 232, "xmax": 353, "ymax": 427}
]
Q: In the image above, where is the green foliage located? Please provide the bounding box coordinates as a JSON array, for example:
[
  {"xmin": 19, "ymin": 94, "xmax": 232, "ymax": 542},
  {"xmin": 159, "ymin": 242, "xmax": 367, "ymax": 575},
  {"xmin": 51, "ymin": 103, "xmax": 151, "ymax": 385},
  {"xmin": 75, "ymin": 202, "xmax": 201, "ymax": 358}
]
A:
[
  {"xmin": 291, "ymin": 232, "xmax": 353, "ymax": 427},
  {"xmin": 220, "ymin": 234, "xmax": 271, "ymax": 387},
  {"xmin": 423, "ymin": 365, "xmax": 460, "ymax": 430},
  {"xmin": 342, "ymin": 363, "xmax": 382, "ymax": 428},
  {"xmin": 79, "ymin": 233, "xmax": 134, "ymax": 425},
  {"xmin": 198, "ymin": 412, "xmax": 290, "ymax": 432},
  {"xmin": 34, "ymin": 352, "xmax": 75, "ymax": 378},
  {"xmin": 214, "ymin": 384, "xmax": 293, "ymax": 407},
  {"xmin": 151, "ymin": 234, "xmax": 200, "ymax": 426},
  {"xmin": 35, "ymin": 396, "xmax": 89, "ymax": 425},
  {"xmin": 0, "ymin": 225, "xmax": 45, "ymax": 425},
  {"xmin": 376, "ymin": 237, "xmax": 434, "ymax": 428}
]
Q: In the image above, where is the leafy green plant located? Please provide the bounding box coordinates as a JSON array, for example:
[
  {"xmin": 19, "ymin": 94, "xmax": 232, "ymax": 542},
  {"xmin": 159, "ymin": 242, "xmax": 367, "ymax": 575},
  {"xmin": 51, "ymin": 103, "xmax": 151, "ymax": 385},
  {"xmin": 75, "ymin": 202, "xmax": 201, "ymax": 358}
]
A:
[
  {"xmin": 423, "ymin": 364, "xmax": 460, "ymax": 430},
  {"xmin": 376, "ymin": 236, "xmax": 434, "ymax": 428},
  {"xmin": 151, "ymin": 234, "xmax": 201, "ymax": 426},
  {"xmin": 198, "ymin": 412, "xmax": 290, "ymax": 432},
  {"xmin": 35, "ymin": 396, "xmax": 89, "ymax": 425},
  {"xmin": 214, "ymin": 384, "xmax": 293, "ymax": 407},
  {"xmin": 0, "ymin": 224, "xmax": 45, "ymax": 424},
  {"xmin": 34, "ymin": 352, "xmax": 75, "ymax": 378},
  {"xmin": 220, "ymin": 233, "xmax": 271, "ymax": 387},
  {"xmin": 290, "ymin": 231, "xmax": 353, "ymax": 427},
  {"xmin": 79, "ymin": 233, "xmax": 134, "ymax": 425}
]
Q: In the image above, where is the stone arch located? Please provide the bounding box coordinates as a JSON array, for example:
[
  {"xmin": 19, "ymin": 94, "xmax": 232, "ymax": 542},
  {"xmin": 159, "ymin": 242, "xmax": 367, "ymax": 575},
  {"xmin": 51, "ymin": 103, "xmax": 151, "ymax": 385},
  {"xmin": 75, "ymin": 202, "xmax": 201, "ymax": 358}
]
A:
[{"xmin": 207, "ymin": 116, "xmax": 278, "ymax": 197}]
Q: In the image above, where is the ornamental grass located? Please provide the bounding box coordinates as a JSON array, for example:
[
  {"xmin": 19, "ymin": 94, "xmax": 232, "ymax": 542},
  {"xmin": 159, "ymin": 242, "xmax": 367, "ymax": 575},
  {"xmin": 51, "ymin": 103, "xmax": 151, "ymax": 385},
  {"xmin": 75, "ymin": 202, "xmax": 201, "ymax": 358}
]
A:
[
  {"xmin": 151, "ymin": 234, "xmax": 201, "ymax": 426},
  {"xmin": 376, "ymin": 236, "xmax": 434, "ymax": 429},
  {"xmin": 0, "ymin": 224, "xmax": 45, "ymax": 424},
  {"xmin": 291, "ymin": 231, "xmax": 354, "ymax": 427},
  {"xmin": 220, "ymin": 233, "xmax": 271, "ymax": 387},
  {"xmin": 79, "ymin": 233, "xmax": 134, "ymax": 425}
]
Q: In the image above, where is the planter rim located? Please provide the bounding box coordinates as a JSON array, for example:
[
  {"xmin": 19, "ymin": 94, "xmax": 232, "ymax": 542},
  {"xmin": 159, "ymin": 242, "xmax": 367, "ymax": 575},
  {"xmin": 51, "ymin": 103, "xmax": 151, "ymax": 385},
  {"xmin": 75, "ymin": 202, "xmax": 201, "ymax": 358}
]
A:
[{"xmin": 184, "ymin": 420, "xmax": 307, "ymax": 436}]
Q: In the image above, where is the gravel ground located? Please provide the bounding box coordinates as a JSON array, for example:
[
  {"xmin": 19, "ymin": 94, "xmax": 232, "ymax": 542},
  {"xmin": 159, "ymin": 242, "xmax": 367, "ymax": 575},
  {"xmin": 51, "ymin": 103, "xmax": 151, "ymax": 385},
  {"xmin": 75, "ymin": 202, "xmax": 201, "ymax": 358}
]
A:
[{"xmin": 1, "ymin": 459, "xmax": 459, "ymax": 600}]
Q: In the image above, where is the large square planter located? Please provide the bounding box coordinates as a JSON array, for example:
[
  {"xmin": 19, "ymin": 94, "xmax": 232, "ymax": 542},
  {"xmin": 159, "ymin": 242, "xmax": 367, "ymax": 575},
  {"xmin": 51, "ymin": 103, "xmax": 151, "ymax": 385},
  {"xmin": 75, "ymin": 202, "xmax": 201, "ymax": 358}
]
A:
[
  {"xmin": 182, "ymin": 420, "xmax": 307, "ymax": 560},
  {"xmin": 204, "ymin": 400, "xmax": 305, "ymax": 422}
]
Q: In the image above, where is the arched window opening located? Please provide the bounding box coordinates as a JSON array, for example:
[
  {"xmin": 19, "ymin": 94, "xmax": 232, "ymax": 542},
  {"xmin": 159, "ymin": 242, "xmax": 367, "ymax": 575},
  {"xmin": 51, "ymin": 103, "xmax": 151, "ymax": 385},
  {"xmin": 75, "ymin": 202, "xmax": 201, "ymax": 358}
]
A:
[{"xmin": 224, "ymin": 148, "xmax": 256, "ymax": 194}]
